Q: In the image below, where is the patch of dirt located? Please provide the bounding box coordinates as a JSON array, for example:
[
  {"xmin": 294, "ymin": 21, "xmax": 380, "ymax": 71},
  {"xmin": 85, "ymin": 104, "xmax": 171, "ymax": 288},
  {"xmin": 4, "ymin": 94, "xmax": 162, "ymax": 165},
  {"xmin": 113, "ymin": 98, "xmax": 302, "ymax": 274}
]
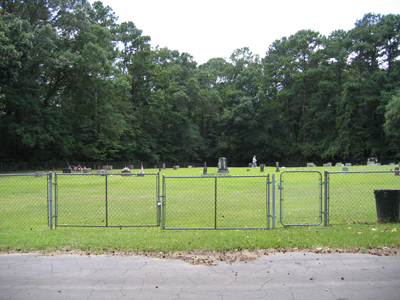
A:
[{"xmin": 2, "ymin": 246, "xmax": 399, "ymax": 266}]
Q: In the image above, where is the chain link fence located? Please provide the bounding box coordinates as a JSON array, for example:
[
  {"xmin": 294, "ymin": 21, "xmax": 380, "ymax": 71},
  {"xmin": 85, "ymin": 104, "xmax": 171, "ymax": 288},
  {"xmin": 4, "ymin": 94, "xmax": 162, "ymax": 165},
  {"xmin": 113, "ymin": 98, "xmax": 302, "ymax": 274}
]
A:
[
  {"xmin": 54, "ymin": 172, "xmax": 160, "ymax": 227},
  {"xmin": 326, "ymin": 170, "xmax": 400, "ymax": 225},
  {"xmin": 1, "ymin": 170, "xmax": 399, "ymax": 231},
  {"xmin": 162, "ymin": 175, "xmax": 270, "ymax": 230},
  {"xmin": 0, "ymin": 173, "xmax": 50, "ymax": 231},
  {"xmin": 278, "ymin": 171, "xmax": 323, "ymax": 227}
]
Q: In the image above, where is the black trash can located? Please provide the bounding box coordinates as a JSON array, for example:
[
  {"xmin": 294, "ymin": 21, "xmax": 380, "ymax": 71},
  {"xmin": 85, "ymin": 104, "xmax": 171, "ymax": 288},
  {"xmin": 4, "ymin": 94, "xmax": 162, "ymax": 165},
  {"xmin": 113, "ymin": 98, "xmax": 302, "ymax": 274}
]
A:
[{"xmin": 373, "ymin": 190, "xmax": 400, "ymax": 223}]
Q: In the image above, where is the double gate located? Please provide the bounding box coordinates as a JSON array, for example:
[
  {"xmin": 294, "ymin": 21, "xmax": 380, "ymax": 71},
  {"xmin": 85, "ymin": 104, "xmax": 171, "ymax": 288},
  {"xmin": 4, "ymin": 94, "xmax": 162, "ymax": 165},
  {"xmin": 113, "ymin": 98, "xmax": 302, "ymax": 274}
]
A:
[
  {"xmin": 52, "ymin": 173, "xmax": 271, "ymax": 230},
  {"xmin": 49, "ymin": 171, "xmax": 326, "ymax": 229}
]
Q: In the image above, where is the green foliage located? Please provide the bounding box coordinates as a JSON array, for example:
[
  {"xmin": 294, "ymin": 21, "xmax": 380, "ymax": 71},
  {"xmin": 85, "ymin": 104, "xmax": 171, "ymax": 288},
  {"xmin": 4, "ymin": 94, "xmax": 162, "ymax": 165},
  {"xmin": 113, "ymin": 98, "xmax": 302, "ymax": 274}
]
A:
[{"xmin": 0, "ymin": 1, "xmax": 399, "ymax": 164}]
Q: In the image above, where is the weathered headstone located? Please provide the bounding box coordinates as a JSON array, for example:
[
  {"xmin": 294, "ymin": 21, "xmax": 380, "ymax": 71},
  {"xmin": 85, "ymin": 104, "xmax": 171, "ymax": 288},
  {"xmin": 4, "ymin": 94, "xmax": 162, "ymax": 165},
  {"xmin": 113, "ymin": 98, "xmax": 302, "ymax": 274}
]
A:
[
  {"xmin": 173, "ymin": 165, "xmax": 179, "ymax": 170},
  {"xmin": 395, "ymin": 167, "xmax": 399, "ymax": 176},
  {"xmin": 307, "ymin": 162, "xmax": 315, "ymax": 167},
  {"xmin": 260, "ymin": 164, "xmax": 265, "ymax": 172},
  {"xmin": 217, "ymin": 157, "xmax": 229, "ymax": 173},
  {"xmin": 63, "ymin": 167, "xmax": 72, "ymax": 173},
  {"xmin": 276, "ymin": 162, "xmax": 280, "ymax": 172},
  {"xmin": 162, "ymin": 163, "xmax": 166, "ymax": 170},
  {"xmin": 121, "ymin": 168, "xmax": 132, "ymax": 176},
  {"xmin": 345, "ymin": 163, "xmax": 352, "ymax": 166},
  {"xmin": 336, "ymin": 162, "xmax": 342, "ymax": 167},
  {"xmin": 203, "ymin": 162, "xmax": 207, "ymax": 175},
  {"xmin": 342, "ymin": 167, "xmax": 349, "ymax": 172}
]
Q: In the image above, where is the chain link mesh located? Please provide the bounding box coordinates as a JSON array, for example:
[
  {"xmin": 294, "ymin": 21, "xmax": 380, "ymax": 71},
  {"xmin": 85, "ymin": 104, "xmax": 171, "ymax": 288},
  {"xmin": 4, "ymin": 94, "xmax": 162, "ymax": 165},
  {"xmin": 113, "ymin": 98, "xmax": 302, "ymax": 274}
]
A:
[
  {"xmin": 327, "ymin": 171, "xmax": 400, "ymax": 225},
  {"xmin": 1, "ymin": 170, "xmax": 398, "ymax": 231},
  {"xmin": 0, "ymin": 174, "xmax": 49, "ymax": 230},
  {"xmin": 163, "ymin": 175, "xmax": 269, "ymax": 229},
  {"xmin": 278, "ymin": 171, "xmax": 323, "ymax": 226},
  {"xmin": 55, "ymin": 173, "xmax": 159, "ymax": 227}
]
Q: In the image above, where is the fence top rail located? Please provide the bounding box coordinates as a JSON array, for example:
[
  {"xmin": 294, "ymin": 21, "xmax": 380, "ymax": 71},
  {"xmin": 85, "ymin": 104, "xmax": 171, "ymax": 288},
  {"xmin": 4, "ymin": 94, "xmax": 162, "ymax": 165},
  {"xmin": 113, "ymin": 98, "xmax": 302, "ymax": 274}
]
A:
[
  {"xmin": 0, "ymin": 173, "xmax": 47, "ymax": 177},
  {"xmin": 326, "ymin": 170, "xmax": 398, "ymax": 174},
  {"xmin": 163, "ymin": 174, "xmax": 270, "ymax": 178},
  {"xmin": 281, "ymin": 170, "xmax": 322, "ymax": 174},
  {"xmin": 55, "ymin": 172, "xmax": 159, "ymax": 176}
]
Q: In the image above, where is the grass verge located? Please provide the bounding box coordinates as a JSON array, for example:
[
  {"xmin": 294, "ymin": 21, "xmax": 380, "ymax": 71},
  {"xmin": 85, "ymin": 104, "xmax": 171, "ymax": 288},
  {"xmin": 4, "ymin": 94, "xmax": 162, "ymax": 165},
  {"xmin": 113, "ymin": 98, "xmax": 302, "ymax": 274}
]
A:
[{"xmin": 0, "ymin": 223, "xmax": 399, "ymax": 255}]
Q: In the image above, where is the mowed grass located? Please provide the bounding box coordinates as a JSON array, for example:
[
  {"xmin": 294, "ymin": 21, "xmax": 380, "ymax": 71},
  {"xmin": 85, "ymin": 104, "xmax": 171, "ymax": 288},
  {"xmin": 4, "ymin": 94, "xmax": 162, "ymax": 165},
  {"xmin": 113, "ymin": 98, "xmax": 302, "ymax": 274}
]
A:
[{"xmin": 0, "ymin": 165, "xmax": 399, "ymax": 253}]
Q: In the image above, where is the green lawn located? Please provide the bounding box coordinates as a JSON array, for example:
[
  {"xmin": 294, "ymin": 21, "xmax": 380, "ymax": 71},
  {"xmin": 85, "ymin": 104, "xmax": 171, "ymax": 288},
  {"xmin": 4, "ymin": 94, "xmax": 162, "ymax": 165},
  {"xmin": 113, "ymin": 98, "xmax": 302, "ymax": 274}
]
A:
[{"xmin": 0, "ymin": 165, "xmax": 399, "ymax": 254}]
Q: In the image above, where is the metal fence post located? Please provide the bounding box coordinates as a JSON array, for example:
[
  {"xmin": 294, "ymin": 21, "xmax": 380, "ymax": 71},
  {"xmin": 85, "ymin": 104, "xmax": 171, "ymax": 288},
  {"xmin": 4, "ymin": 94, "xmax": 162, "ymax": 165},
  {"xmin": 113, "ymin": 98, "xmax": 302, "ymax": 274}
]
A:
[
  {"xmin": 157, "ymin": 172, "xmax": 161, "ymax": 227},
  {"xmin": 162, "ymin": 175, "xmax": 166, "ymax": 229},
  {"xmin": 272, "ymin": 174, "xmax": 275, "ymax": 229},
  {"xmin": 214, "ymin": 177, "xmax": 217, "ymax": 229},
  {"xmin": 105, "ymin": 173, "xmax": 108, "ymax": 227},
  {"xmin": 48, "ymin": 172, "xmax": 53, "ymax": 229},
  {"xmin": 324, "ymin": 170, "xmax": 328, "ymax": 226},
  {"xmin": 54, "ymin": 172, "xmax": 58, "ymax": 228},
  {"xmin": 267, "ymin": 174, "xmax": 270, "ymax": 229}
]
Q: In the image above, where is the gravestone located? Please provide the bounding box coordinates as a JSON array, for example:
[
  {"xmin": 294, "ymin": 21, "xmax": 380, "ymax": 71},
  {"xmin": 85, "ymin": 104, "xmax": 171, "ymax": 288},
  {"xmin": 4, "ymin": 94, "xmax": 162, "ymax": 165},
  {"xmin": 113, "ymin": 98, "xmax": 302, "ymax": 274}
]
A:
[
  {"xmin": 97, "ymin": 169, "xmax": 107, "ymax": 175},
  {"xmin": 217, "ymin": 157, "xmax": 229, "ymax": 174},
  {"xmin": 63, "ymin": 167, "xmax": 72, "ymax": 173},
  {"xmin": 162, "ymin": 163, "xmax": 166, "ymax": 170},
  {"xmin": 203, "ymin": 162, "xmax": 207, "ymax": 175},
  {"xmin": 260, "ymin": 164, "xmax": 265, "ymax": 172},
  {"xmin": 345, "ymin": 163, "xmax": 352, "ymax": 166},
  {"xmin": 307, "ymin": 162, "xmax": 315, "ymax": 167},
  {"xmin": 173, "ymin": 165, "xmax": 179, "ymax": 170},
  {"xmin": 335, "ymin": 162, "xmax": 342, "ymax": 167},
  {"xmin": 395, "ymin": 167, "xmax": 399, "ymax": 176},
  {"xmin": 83, "ymin": 168, "xmax": 91, "ymax": 173},
  {"xmin": 121, "ymin": 168, "xmax": 132, "ymax": 176},
  {"xmin": 342, "ymin": 167, "xmax": 349, "ymax": 172},
  {"xmin": 276, "ymin": 162, "xmax": 280, "ymax": 172}
]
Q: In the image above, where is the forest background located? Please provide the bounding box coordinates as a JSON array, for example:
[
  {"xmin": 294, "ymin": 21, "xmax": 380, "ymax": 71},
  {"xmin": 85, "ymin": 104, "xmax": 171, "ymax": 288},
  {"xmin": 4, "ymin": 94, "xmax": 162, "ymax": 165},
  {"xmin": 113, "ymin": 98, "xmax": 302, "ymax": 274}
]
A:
[{"xmin": 1, "ymin": 0, "xmax": 400, "ymax": 166}]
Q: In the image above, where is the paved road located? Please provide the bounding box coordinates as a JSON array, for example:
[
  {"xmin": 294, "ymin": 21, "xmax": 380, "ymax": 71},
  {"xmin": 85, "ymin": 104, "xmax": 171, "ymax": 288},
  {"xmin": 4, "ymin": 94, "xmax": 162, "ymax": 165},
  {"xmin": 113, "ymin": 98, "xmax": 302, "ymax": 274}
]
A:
[{"xmin": 1, "ymin": 252, "xmax": 399, "ymax": 300}]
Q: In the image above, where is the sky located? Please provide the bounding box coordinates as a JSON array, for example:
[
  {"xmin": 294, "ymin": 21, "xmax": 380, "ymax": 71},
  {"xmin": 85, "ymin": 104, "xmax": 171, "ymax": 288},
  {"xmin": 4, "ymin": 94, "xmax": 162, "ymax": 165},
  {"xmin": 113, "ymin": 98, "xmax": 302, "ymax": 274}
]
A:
[{"xmin": 89, "ymin": 0, "xmax": 400, "ymax": 65}]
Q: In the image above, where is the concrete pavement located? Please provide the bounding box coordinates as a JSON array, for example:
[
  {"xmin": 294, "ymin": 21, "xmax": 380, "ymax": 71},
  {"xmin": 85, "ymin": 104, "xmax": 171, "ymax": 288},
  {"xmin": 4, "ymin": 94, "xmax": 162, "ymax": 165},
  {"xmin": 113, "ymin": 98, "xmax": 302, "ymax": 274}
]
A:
[{"xmin": 1, "ymin": 252, "xmax": 399, "ymax": 300}]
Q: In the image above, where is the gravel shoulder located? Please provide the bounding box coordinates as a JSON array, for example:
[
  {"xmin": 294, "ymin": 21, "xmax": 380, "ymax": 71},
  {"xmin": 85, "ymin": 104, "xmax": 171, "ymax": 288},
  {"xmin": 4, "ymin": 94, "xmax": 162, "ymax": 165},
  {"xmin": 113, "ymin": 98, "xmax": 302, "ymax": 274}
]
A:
[{"xmin": 2, "ymin": 246, "xmax": 399, "ymax": 266}]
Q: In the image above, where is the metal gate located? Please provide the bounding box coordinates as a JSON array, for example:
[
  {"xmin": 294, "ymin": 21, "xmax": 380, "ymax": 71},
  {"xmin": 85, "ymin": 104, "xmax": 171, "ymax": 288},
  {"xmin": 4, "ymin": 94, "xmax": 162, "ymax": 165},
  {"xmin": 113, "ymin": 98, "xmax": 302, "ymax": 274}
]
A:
[
  {"xmin": 162, "ymin": 174, "xmax": 270, "ymax": 230},
  {"xmin": 54, "ymin": 172, "xmax": 161, "ymax": 227},
  {"xmin": 279, "ymin": 171, "xmax": 323, "ymax": 226}
]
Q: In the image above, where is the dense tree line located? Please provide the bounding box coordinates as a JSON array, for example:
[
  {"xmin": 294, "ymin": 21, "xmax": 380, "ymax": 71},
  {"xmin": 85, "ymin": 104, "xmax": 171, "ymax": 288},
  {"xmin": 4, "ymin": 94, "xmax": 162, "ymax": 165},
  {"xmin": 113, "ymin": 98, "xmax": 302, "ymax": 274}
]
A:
[{"xmin": 1, "ymin": 1, "xmax": 399, "ymax": 165}]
